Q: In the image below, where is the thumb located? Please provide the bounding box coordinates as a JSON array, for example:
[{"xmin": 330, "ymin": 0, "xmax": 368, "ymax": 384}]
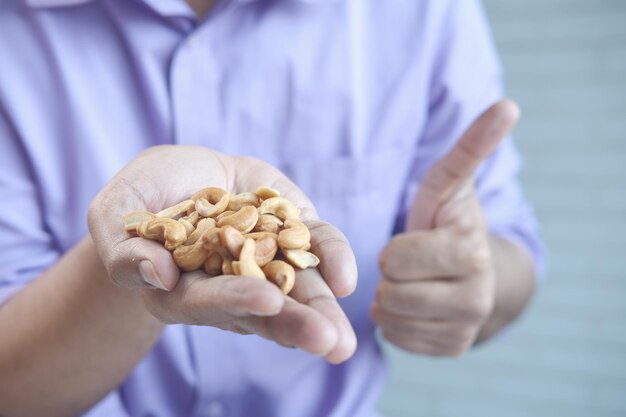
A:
[
  {"xmin": 407, "ymin": 100, "xmax": 520, "ymax": 230},
  {"xmin": 108, "ymin": 238, "xmax": 181, "ymax": 291}
]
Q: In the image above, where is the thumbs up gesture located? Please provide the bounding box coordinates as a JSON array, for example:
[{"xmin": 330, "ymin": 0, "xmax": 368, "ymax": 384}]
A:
[{"xmin": 372, "ymin": 100, "xmax": 522, "ymax": 356}]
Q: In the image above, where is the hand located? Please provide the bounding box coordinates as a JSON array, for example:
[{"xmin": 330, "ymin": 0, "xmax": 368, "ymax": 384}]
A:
[
  {"xmin": 88, "ymin": 145, "xmax": 358, "ymax": 363},
  {"xmin": 371, "ymin": 100, "xmax": 520, "ymax": 356}
]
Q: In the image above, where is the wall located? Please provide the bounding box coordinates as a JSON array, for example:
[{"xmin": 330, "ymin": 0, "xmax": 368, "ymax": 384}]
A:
[{"xmin": 377, "ymin": 1, "xmax": 626, "ymax": 416}]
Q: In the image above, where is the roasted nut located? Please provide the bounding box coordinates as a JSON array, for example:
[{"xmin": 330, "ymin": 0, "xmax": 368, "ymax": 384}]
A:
[
  {"xmin": 253, "ymin": 214, "xmax": 283, "ymax": 234},
  {"xmin": 137, "ymin": 217, "xmax": 187, "ymax": 251},
  {"xmin": 222, "ymin": 254, "xmax": 235, "ymax": 275},
  {"xmin": 202, "ymin": 228, "xmax": 222, "ymax": 252},
  {"xmin": 193, "ymin": 187, "xmax": 230, "ymax": 218},
  {"xmin": 157, "ymin": 199, "xmax": 195, "ymax": 219},
  {"xmin": 123, "ymin": 210, "xmax": 156, "ymax": 232},
  {"xmin": 263, "ymin": 260, "xmax": 295, "ymax": 294},
  {"xmin": 216, "ymin": 206, "xmax": 258, "ymax": 234},
  {"xmin": 215, "ymin": 210, "xmax": 235, "ymax": 222},
  {"xmin": 228, "ymin": 192, "xmax": 260, "ymax": 211},
  {"xmin": 255, "ymin": 186, "xmax": 280, "ymax": 200},
  {"xmin": 258, "ymin": 197, "xmax": 300, "ymax": 221},
  {"xmin": 126, "ymin": 185, "xmax": 317, "ymax": 286},
  {"xmin": 185, "ymin": 217, "xmax": 217, "ymax": 245},
  {"xmin": 219, "ymin": 225, "xmax": 245, "ymax": 259},
  {"xmin": 254, "ymin": 235, "xmax": 278, "ymax": 267},
  {"xmin": 282, "ymin": 249, "xmax": 320, "ymax": 269},
  {"xmin": 180, "ymin": 211, "xmax": 200, "ymax": 226},
  {"xmin": 231, "ymin": 260, "xmax": 240, "ymax": 275},
  {"xmin": 173, "ymin": 238, "xmax": 210, "ymax": 272},
  {"xmin": 179, "ymin": 218, "xmax": 195, "ymax": 235},
  {"xmin": 278, "ymin": 218, "xmax": 311, "ymax": 250},
  {"xmin": 232, "ymin": 238, "xmax": 266, "ymax": 279},
  {"xmin": 245, "ymin": 231, "xmax": 279, "ymax": 241},
  {"xmin": 203, "ymin": 252, "xmax": 223, "ymax": 276}
]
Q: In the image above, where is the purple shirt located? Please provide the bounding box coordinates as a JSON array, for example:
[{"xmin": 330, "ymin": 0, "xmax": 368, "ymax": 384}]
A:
[{"xmin": 0, "ymin": 0, "xmax": 543, "ymax": 416}]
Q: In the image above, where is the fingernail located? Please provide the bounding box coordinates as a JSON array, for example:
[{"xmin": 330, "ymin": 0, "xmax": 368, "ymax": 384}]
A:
[{"xmin": 139, "ymin": 260, "xmax": 169, "ymax": 291}]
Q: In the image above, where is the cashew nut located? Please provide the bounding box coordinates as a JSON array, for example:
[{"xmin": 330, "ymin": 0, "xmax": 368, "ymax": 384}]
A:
[
  {"xmin": 254, "ymin": 235, "xmax": 278, "ymax": 267},
  {"xmin": 123, "ymin": 210, "xmax": 156, "ymax": 232},
  {"xmin": 125, "ymin": 186, "xmax": 317, "ymax": 286},
  {"xmin": 216, "ymin": 205, "xmax": 258, "ymax": 234},
  {"xmin": 173, "ymin": 238, "xmax": 210, "ymax": 272},
  {"xmin": 232, "ymin": 238, "xmax": 266, "ymax": 279},
  {"xmin": 253, "ymin": 214, "xmax": 283, "ymax": 234},
  {"xmin": 178, "ymin": 218, "xmax": 195, "ymax": 235},
  {"xmin": 255, "ymin": 186, "xmax": 280, "ymax": 200},
  {"xmin": 180, "ymin": 211, "xmax": 200, "ymax": 226},
  {"xmin": 228, "ymin": 192, "xmax": 260, "ymax": 211},
  {"xmin": 203, "ymin": 251, "xmax": 223, "ymax": 276},
  {"xmin": 278, "ymin": 218, "xmax": 311, "ymax": 250},
  {"xmin": 202, "ymin": 228, "xmax": 222, "ymax": 252},
  {"xmin": 219, "ymin": 225, "xmax": 245, "ymax": 259},
  {"xmin": 263, "ymin": 260, "xmax": 296, "ymax": 294},
  {"xmin": 258, "ymin": 197, "xmax": 300, "ymax": 221},
  {"xmin": 282, "ymin": 249, "xmax": 320, "ymax": 269},
  {"xmin": 222, "ymin": 254, "xmax": 235, "ymax": 275},
  {"xmin": 136, "ymin": 217, "xmax": 187, "ymax": 251},
  {"xmin": 244, "ymin": 231, "xmax": 279, "ymax": 241},
  {"xmin": 193, "ymin": 187, "xmax": 230, "ymax": 218},
  {"xmin": 185, "ymin": 217, "xmax": 217, "ymax": 245},
  {"xmin": 215, "ymin": 210, "xmax": 235, "ymax": 222},
  {"xmin": 156, "ymin": 199, "xmax": 195, "ymax": 219}
]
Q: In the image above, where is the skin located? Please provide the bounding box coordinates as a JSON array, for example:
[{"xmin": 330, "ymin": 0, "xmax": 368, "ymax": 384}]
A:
[
  {"xmin": 372, "ymin": 100, "xmax": 536, "ymax": 356},
  {"xmin": 186, "ymin": 0, "xmax": 219, "ymax": 19},
  {"xmin": 0, "ymin": 148, "xmax": 358, "ymax": 417},
  {"xmin": 1, "ymin": 0, "xmax": 534, "ymax": 406},
  {"xmin": 0, "ymin": 99, "xmax": 535, "ymax": 417}
]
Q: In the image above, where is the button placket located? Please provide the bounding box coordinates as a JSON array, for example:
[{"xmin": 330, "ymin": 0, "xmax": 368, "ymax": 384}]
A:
[{"xmin": 169, "ymin": 30, "xmax": 221, "ymax": 146}]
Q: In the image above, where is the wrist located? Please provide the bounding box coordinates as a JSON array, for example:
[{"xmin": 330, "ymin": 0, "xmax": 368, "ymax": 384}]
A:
[{"xmin": 476, "ymin": 234, "xmax": 535, "ymax": 343}]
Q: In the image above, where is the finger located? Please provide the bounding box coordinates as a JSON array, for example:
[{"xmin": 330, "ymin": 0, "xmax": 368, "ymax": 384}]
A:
[
  {"xmin": 379, "ymin": 229, "xmax": 490, "ymax": 281},
  {"xmin": 142, "ymin": 272, "xmax": 285, "ymax": 325},
  {"xmin": 409, "ymin": 100, "xmax": 520, "ymax": 230},
  {"xmin": 238, "ymin": 297, "xmax": 340, "ymax": 358},
  {"xmin": 371, "ymin": 303, "xmax": 477, "ymax": 355},
  {"xmin": 380, "ymin": 327, "xmax": 468, "ymax": 357},
  {"xmin": 288, "ymin": 268, "xmax": 357, "ymax": 363},
  {"xmin": 307, "ymin": 220, "xmax": 358, "ymax": 297},
  {"xmin": 106, "ymin": 237, "xmax": 181, "ymax": 291},
  {"xmin": 374, "ymin": 278, "xmax": 493, "ymax": 322}
]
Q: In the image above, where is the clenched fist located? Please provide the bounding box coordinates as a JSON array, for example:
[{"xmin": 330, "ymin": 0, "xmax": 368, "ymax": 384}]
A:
[{"xmin": 372, "ymin": 100, "xmax": 522, "ymax": 356}]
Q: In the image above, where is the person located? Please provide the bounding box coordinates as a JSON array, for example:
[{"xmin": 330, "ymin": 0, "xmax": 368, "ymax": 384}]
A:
[{"xmin": 0, "ymin": 0, "xmax": 543, "ymax": 416}]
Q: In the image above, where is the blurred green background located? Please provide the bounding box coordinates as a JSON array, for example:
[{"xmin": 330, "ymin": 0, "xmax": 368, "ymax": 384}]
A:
[{"xmin": 377, "ymin": 0, "xmax": 626, "ymax": 416}]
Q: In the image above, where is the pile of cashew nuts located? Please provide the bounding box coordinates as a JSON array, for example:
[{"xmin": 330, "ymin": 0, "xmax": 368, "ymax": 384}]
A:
[{"xmin": 123, "ymin": 186, "xmax": 319, "ymax": 295}]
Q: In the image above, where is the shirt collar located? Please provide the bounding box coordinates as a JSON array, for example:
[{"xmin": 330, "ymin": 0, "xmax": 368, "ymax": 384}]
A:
[{"xmin": 26, "ymin": 0, "xmax": 341, "ymax": 7}]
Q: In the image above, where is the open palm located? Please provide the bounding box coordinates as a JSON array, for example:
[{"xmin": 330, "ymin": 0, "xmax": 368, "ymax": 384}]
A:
[{"xmin": 89, "ymin": 145, "xmax": 357, "ymax": 363}]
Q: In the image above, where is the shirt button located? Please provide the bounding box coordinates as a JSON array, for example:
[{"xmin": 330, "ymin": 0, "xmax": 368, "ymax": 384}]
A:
[{"xmin": 205, "ymin": 400, "xmax": 224, "ymax": 417}]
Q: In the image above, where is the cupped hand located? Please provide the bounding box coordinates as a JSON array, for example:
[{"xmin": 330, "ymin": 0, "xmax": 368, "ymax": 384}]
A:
[
  {"xmin": 372, "ymin": 100, "xmax": 520, "ymax": 356},
  {"xmin": 88, "ymin": 146, "xmax": 357, "ymax": 363}
]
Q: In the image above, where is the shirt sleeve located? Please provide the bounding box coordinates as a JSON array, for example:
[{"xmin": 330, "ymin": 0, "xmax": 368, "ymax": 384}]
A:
[
  {"xmin": 0, "ymin": 110, "xmax": 60, "ymax": 306},
  {"xmin": 397, "ymin": 0, "xmax": 545, "ymax": 279}
]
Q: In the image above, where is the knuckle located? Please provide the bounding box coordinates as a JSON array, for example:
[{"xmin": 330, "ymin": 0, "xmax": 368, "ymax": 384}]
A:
[
  {"xmin": 378, "ymin": 235, "xmax": 406, "ymax": 274},
  {"xmin": 460, "ymin": 245, "xmax": 492, "ymax": 274},
  {"xmin": 460, "ymin": 293, "xmax": 493, "ymax": 320},
  {"xmin": 375, "ymin": 281, "xmax": 391, "ymax": 304}
]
